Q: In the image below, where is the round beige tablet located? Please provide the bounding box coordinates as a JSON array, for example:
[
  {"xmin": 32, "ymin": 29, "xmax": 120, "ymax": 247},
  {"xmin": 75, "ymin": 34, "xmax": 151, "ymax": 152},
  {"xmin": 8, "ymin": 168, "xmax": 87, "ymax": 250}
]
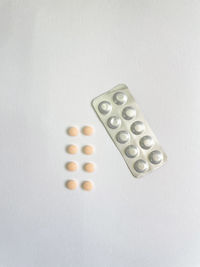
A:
[
  {"xmin": 67, "ymin": 144, "xmax": 78, "ymax": 154},
  {"xmin": 66, "ymin": 179, "xmax": 78, "ymax": 190},
  {"xmin": 82, "ymin": 145, "xmax": 94, "ymax": 155},
  {"xmin": 82, "ymin": 126, "xmax": 94, "ymax": 136},
  {"xmin": 81, "ymin": 181, "xmax": 93, "ymax": 191},
  {"xmin": 83, "ymin": 162, "xmax": 95, "ymax": 172},
  {"xmin": 66, "ymin": 161, "xmax": 78, "ymax": 171},
  {"xmin": 67, "ymin": 127, "xmax": 79, "ymax": 136}
]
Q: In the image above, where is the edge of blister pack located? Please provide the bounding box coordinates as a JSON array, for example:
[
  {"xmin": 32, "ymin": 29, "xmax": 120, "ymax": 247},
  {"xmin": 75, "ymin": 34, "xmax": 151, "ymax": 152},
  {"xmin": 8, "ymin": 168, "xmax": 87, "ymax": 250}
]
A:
[{"xmin": 91, "ymin": 84, "xmax": 167, "ymax": 178}]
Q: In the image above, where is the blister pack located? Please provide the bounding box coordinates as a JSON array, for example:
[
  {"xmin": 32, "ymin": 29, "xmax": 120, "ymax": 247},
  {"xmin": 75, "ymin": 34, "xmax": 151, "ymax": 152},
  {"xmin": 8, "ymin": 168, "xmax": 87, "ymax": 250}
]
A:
[{"xmin": 92, "ymin": 84, "xmax": 167, "ymax": 178}]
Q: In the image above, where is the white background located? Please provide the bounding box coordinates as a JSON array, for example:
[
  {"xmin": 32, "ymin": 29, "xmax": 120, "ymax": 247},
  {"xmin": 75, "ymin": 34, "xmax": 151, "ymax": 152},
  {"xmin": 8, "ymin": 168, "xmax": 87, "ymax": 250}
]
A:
[{"xmin": 0, "ymin": 0, "xmax": 200, "ymax": 266}]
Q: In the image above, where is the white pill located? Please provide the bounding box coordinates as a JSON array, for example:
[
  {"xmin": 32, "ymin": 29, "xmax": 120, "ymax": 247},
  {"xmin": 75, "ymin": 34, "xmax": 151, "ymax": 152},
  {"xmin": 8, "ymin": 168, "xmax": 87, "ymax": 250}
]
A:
[
  {"xmin": 131, "ymin": 121, "xmax": 145, "ymax": 135},
  {"xmin": 125, "ymin": 145, "xmax": 139, "ymax": 158},
  {"xmin": 134, "ymin": 159, "xmax": 148, "ymax": 173},
  {"xmin": 122, "ymin": 107, "xmax": 136, "ymax": 120},
  {"xmin": 107, "ymin": 116, "xmax": 121, "ymax": 129},
  {"xmin": 149, "ymin": 150, "xmax": 163, "ymax": 164},
  {"xmin": 113, "ymin": 92, "xmax": 128, "ymax": 105},
  {"xmin": 116, "ymin": 131, "xmax": 130, "ymax": 144},
  {"xmin": 140, "ymin": 136, "xmax": 154, "ymax": 149},
  {"xmin": 98, "ymin": 101, "xmax": 112, "ymax": 115}
]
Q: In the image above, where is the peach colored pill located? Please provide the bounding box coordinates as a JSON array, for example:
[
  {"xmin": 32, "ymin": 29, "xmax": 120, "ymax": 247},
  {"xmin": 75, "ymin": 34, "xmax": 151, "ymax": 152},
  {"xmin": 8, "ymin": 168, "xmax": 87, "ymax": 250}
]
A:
[
  {"xmin": 66, "ymin": 161, "xmax": 78, "ymax": 171},
  {"xmin": 82, "ymin": 181, "xmax": 93, "ymax": 191},
  {"xmin": 67, "ymin": 127, "xmax": 79, "ymax": 136},
  {"xmin": 83, "ymin": 162, "xmax": 95, "ymax": 172},
  {"xmin": 82, "ymin": 145, "xmax": 94, "ymax": 155},
  {"xmin": 67, "ymin": 144, "xmax": 78, "ymax": 154},
  {"xmin": 66, "ymin": 179, "xmax": 78, "ymax": 190},
  {"xmin": 82, "ymin": 126, "xmax": 94, "ymax": 136}
]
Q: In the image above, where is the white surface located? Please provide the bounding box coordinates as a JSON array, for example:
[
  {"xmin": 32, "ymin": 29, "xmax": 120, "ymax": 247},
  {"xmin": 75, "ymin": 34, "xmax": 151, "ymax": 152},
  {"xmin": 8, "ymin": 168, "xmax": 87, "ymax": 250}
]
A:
[{"xmin": 0, "ymin": 1, "xmax": 200, "ymax": 266}]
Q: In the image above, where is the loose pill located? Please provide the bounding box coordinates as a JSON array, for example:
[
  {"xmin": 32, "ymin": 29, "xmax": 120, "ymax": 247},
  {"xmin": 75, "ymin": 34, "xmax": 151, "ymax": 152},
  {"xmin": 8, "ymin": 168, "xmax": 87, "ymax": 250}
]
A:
[
  {"xmin": 82, "ymin": 126, "xmax": 94, "ymax": 136},
  {"xmin": 113, "ymin": 92, "xmax": 127, "ymax": 105},
  {"xmin": 66, "ymin": 161, "xmax": 78, "ymax": 171},
  {"xmin": 66, "ymin": 144, "xmax": 78, "ymax": 154},
  {"xmin": 67, "ymin": 127, "xmax": 79, "ymax": 136},
  {"xmin": 149, "ymin": 150, "xmax": 163, "ymax": 164},
  {"xmin": 66, "ymin": 179, "xmax": 78, "ymax": 190},
  {"xmin": 83, "ymin": 162, "xmax": 95, "ymax": 172},
  {"xmin": 98, "ymin": 101, "xmax": 112, "ymax": 115},
  {"xmin": 82, "ymin": 145, "xmax": 94, "ymax": 155},
  {"xmin": 107, "ymin": 116, "xmax": 121, "ymax": 129},
  {"xmin": 81, "ymin": 181, "xmax": 93, "ymax": 191}
]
